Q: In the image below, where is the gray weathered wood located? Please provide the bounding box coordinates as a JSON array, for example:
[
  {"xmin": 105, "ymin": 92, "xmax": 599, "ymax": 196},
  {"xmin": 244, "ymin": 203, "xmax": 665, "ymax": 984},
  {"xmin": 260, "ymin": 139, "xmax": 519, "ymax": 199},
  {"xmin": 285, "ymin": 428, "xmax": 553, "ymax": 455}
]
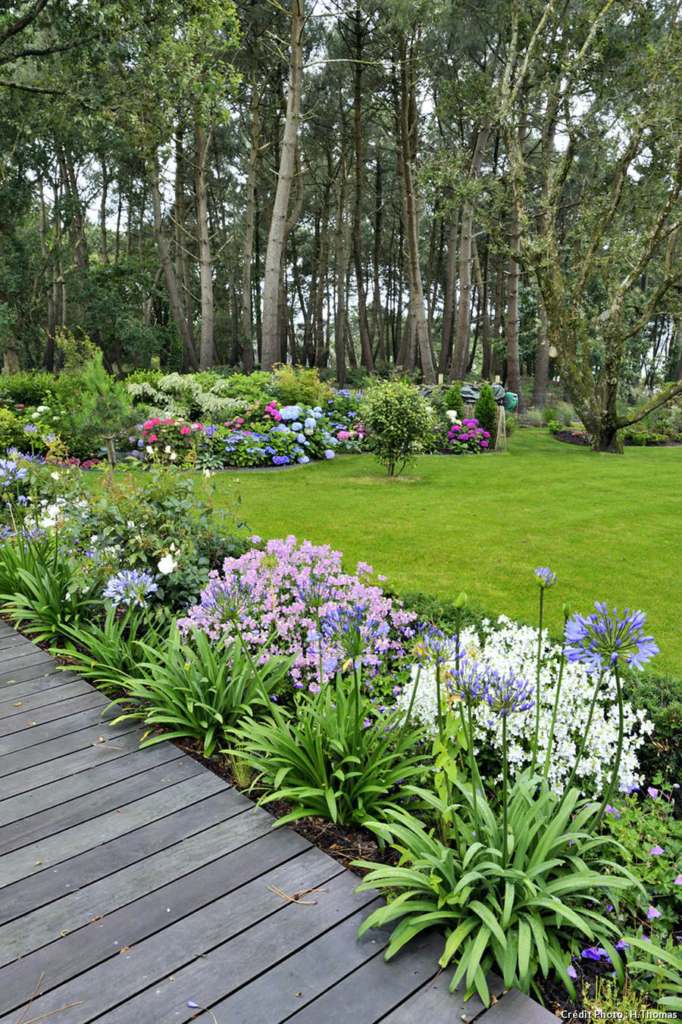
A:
[
  {"xmin": 469, "ymin": 984, "xmax": 559, "ymax": 1023},
  {"xmin": 0, "ymin": 678, "xmax": 105, "ymax": 719},
  {"xmin": 0, "ymin": 743, "xmax": 180, "ymax": 828},
  {"xmin": 0, "ymin": 755, "xmax": 203, "ymax": 856},
  {"xmin": 0, "ymin": 791, "xmax": 256, "ymax": 963},
  {"xmin": 0, "ymin": 771, "xmax": 225, "ymax": 888},
  {"xmin": 0, "ymin": 842, "xmax": 332, "ymax": 1022},
  {"xmin": 0, "ymin": 724, "xmax": 147, "ymax": 800},
  {"xmin": 0, "ymin": 702, "xmax": 118, "ymax": 754},
  {"xmin": 378, "ymin": 968, "xmax": 505, "ymax": 1024},
  {"xmin": 0, "ymin": 689, "xmax": 107, "ymax": 739},
  {"xmin": 0, "ymin": 718, "xmax": 142, "ymax": 779},
  {"xmin": 0, "ymin": 669, "xmax": 85, "ymax": 701}
]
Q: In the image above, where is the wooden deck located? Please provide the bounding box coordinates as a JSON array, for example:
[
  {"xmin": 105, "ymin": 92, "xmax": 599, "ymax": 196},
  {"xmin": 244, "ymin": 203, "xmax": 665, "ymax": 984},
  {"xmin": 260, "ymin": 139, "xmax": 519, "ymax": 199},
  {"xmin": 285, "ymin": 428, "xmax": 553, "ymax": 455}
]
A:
[{"xmin": 0, "ymin": 620, "xmax": 557, "ymax": 1024}]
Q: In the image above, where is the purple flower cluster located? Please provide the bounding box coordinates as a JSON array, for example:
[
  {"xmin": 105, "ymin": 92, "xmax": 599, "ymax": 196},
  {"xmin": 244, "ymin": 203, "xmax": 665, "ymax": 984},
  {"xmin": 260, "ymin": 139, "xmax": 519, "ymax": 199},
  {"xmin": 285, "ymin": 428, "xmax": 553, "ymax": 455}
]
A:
[
  {"xmin": 534, "ymin": 567, "xmax": 556, "ymax": 589},
  {"xmin": 178, "ymin": 536, "xmax": 417, "ymax": 685},
  {"xmin": 103, "ymin": 568, "xmax": 159, "ymax": 608},
  {"xmin": 451, "ymin": 659, "xmax": 535, "ymax": 718},
  {"xmin": 447, "ymin": 418, "xmax": 491, "ymax": 453},
  {"xmin": 564, "ymin": 602, "xmax": 659, "ymax": 672}
]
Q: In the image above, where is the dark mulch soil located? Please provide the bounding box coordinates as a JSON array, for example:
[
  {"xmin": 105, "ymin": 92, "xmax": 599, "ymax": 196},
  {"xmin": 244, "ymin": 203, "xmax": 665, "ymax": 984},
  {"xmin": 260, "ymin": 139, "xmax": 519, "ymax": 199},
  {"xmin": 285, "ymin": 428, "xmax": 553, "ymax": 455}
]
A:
[{"xmin": 553, "ymin": 429, "xmax": 682, "ymax": 448}]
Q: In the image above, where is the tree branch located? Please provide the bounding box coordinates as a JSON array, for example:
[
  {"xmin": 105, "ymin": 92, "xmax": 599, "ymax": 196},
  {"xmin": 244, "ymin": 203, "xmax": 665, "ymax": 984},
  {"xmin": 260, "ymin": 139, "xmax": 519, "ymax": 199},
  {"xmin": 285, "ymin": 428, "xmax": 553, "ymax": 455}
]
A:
[
  {"xmin": 0, "ymin": 0, "xmax": 53, "ymax": 46},
  {"xmin": 617, "ymin": 379, "xmax": 682, "ymax": 427}
]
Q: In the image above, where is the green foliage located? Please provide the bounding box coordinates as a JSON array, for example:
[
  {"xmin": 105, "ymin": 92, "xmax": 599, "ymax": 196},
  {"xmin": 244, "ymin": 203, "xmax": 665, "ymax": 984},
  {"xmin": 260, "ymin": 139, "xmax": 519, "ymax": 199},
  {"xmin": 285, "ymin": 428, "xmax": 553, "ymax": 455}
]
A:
[
  {"xmin": 601, "ymin": 786, "xmax": 682, "ymax": 943},
  {"xmin": 474, "ymin": 384, "xmax": 497, "ymax": 435},
  {"xmin": 364, "ymin": 380, "xmax": 434, "ymax": 476},
  {"xmin": 230, "ymin": 677, "xmax": 425, "ymax": 827},
  {"xmin": 84, "ymin": 467, "xmax": 247, "ymax": 610},
  {"xmin": 355, "ymin": 779, "xmax": 639, "ymax": 1006},
  {"xmin": 0, "ymin": 407, "xmax": 23, "ymax": 450},
  {"xmin": 109, "ymin": 629, "xmax": 292, "ymax": 757},
  {"xmin": 0, "ymin": 370, "xmax": 54, "ymax": 406},
  {"xmin": 165, "ymin": 332, "xmax": 184, "ymax": 372},
  {"xmin": 212, "ymin": 371, "xmax": 271, "ymax": 404},
  {"xmin": 269, "ymin": 364, "xmax": 333, "ymax": 408},
  {"xmin": 0, "ymin": 534, "xmax": 103, "ymax": 643},
  {"xmin": 621, "ymin": 672, "xmax": 682, "ymax": 784},
  {"xmin": 126, "ymin": 371, "xmax": 248, "ymax": 421},
  {"xmin": 67, "ymin": 352, "xmax": 137, "ymax": 466},
  {"xmin": 443, "ymin": 382, "xmax": 464, "ymax": 418}
]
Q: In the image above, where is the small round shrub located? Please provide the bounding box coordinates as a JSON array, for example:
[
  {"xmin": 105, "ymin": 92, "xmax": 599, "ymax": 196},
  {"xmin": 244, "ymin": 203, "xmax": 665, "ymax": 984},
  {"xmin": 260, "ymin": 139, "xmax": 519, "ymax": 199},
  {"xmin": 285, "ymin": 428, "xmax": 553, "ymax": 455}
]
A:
[
  {"xmin": 364, "ymin": 380, "xmax": 433, "ymax": 476},
  {"xmin": 443, "ymin": 382, "xmax": 464, "ymax": 418},
  {"xmin": 270, "ymin": 365, "xmax": 333, "ymax": 407},
  {"xmin": 473, "ymin": 383, "xmax": 497, "ymax": 435}
]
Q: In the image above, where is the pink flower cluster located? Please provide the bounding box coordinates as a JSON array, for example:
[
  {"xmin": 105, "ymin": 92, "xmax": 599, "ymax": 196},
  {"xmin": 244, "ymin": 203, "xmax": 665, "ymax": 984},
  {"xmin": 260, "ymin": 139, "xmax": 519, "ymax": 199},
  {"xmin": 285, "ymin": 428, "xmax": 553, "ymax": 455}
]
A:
[
  {"xmin": 178, "ymin": 535, "xmax": 417, "ymax": 685},
  {"xmin": 448, "ymin": 418, "xmax": 491, "ymax": 452}
]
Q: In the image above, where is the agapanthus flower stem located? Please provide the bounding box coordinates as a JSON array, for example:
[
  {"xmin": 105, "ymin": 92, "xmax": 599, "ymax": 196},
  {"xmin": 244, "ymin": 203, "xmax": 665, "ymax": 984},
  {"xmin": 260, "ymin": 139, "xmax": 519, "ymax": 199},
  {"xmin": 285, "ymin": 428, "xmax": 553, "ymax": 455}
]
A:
[
  {"xmin": 502, "ymin": 714, "xmax": 509, "ymax": 867},
  {"xmin": 595, "ymin": 665, "xmax": 625, "ymax": 822},
  {"xmin": 353, "ymin": 663, "xmax": 361, "ymax": 754},
  {"xmin": 530, "ymin": 587, "xmax": 544, "ymax": 775},
  {"xmin": 561, "ymin": 668, "xmax": 605, "ymax": 800},
  {"xmin": 466, "ymin": 699, "xmax": 479, "ymax": 835},
  {"xmin": 542, "ymin": 649, "xmax": 566, "ymax": 786},
  {"xmin": 403, "ymin": 665, "xmax": 422, "ymax": 731},
  {"xmin": 435, "ymin": 664, "xmax": 444, "ymax": 745}
]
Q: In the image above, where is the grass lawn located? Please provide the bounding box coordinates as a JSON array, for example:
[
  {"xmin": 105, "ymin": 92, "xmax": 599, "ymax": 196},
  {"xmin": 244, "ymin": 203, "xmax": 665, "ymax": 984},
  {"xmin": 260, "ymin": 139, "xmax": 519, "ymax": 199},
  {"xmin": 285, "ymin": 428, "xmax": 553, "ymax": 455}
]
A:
[{"xmin": 199, "ymin": 430, "xmax": 682, "ymax": 673}]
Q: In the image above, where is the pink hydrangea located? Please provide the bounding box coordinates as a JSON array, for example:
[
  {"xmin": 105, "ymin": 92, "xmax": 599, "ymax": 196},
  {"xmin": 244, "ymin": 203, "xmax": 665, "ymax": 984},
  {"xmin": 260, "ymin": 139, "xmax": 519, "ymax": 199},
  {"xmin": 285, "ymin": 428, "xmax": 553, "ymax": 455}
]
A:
[{"xmin": 178, "ymin": 535, "xmax": 417, "ymax": 686}]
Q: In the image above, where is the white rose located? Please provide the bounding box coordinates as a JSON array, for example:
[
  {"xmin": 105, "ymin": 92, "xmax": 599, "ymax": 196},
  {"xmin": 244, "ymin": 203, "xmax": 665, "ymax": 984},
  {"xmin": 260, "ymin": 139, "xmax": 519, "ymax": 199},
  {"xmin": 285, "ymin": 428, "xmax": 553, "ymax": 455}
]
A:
[{"xmin": 157, "ymin": 554, "xmax": 177, "ymax": 575}]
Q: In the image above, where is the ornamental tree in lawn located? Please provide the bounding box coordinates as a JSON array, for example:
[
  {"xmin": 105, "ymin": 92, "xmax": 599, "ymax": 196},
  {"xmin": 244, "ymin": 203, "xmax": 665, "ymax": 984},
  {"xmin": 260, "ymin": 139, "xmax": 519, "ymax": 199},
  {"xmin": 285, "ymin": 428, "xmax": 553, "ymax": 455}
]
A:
[{"xmin": 364, "ymin": 380, "xmax": 433, "ymax": 476}]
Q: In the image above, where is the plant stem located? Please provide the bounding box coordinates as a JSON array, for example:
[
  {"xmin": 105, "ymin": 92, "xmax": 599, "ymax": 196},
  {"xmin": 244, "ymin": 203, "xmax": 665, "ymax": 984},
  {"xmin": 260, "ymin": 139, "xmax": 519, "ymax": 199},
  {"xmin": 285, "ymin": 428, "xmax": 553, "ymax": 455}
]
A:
[
  {"xmin": 403, "ymin": 665, "xmax": 421, "ymax": 731},
  {"xmin": 353, "ymin": 663, "xmax": 361, "ymax": 754},
  {"xmin": 435, "ymin": 663, "xmax": 444, "ymax": 744},
  {"xmin": 542, "ymin": 650, "xmax": 566, "ymax": 786},
  {"xmin": 560, "ymin": 668, "xmax": 605, "ymax": 801},
  {"xmin": 530, "ymin": 587, "xmax": 544, "ymax": 775},
  {"xmin": 594, "ymin": 665, "xmax": 624, "ymax": 822},
  {"xmin": 466, "ymin": 699, "xmax": 479, "ymax": 835},
  {"xmin": 502, "ymin": 713, "xmax": 509, "ymax": 867}
]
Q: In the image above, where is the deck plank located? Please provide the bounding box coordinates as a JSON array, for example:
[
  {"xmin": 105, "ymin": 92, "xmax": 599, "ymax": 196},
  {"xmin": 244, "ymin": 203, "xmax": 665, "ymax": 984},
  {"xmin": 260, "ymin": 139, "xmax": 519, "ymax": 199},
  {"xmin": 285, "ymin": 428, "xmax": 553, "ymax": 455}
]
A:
[{"xmin": 0, "ymin": 689, "xmax": 108, "ymax": 739}]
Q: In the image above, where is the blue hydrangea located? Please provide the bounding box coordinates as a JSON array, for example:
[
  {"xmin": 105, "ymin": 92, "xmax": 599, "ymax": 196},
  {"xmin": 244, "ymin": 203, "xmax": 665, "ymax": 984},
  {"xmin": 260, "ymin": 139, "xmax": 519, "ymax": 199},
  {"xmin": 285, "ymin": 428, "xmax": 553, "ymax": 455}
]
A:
[
  {"xmin": 291, "ymin": 421, "xmax": 302, "ymax": 431},
  {"xmin": 298, "ymin": 455, "xmax": 310, "ymax": 465},
  {"xmin": 279, "ymin": 405, "xmax": 302, "ymax": 421},
  {"xmin": 297, "ymin": 433, "xmax": 306, "ymax": 443},
  {"xmin": 324, "ymin": 450, "xmax": 335, "ymax": 459},
  {"xmin": 304, "ymin": 417, "xmax": 316, "ymax": 430}
]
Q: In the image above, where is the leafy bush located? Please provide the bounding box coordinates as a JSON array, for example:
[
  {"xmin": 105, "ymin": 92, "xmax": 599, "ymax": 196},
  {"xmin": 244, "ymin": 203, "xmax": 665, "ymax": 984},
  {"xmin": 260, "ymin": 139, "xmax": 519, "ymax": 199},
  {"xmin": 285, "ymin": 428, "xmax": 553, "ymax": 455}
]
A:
[
  {"xmin": 621, "ymin": 670, "xmax": 682, "ymax": 784},
  {"xmin": 231, "ymin": 676, "xmax": 425, "ymax": 826},
  {"xmin": 126, "ymin": 372, "xmax": 248, "ymax": 422},
  {"xmin": 356, "ymin": 780, "xmax": 638, "ymax": 1006},
  {"xmin": 214, "ymin": 372, "xmax": 271, "ymax": 404},
  {"xmin": 364, "ymin": 380, "xmax": 434, "ymax": 476},
  {"xmin": 110, "ymin": 629, "xmax": 293, "ymax": 756},
  {"xmin": 443, "ymin": 382, "xmax": 464, "ymax": 418},
  {"xmin": 0, "ymin": 408, "xmax": 24, "ymax": 451},
  {"xmin": 526, "ymin": 408, "xmax": 544, "ymax": 427},
  {"xmin": 0, "ymin": 370, "xmax": 54, "ymax": 406},
  {"xmin": 269, "ymin": 364, "xmax": 333, "ymax": 407},
  {"xmin": 473, "ymin": 383, "xmax": 497, "ymax": 435},
  {"xmin": 601, "ymin": 785, "xmax": 682, "ymax": 944}
]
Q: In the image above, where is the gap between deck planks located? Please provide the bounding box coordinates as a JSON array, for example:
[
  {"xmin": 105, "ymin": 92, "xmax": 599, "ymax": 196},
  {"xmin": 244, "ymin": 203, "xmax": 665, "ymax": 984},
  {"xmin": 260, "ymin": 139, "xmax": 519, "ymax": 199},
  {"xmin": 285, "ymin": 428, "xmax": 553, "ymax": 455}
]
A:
[{"xmin": 0, "ymin": 622, "xmax": 557, "ymax": 1024}]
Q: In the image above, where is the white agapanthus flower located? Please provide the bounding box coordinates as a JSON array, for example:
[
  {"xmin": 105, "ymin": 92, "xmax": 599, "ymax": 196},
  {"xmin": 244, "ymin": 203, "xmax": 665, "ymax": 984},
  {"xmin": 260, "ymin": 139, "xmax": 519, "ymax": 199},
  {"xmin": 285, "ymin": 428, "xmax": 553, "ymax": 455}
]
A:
[{"xmin": 398, "ymin": 616, "xmax": 654, "ymax": 797}]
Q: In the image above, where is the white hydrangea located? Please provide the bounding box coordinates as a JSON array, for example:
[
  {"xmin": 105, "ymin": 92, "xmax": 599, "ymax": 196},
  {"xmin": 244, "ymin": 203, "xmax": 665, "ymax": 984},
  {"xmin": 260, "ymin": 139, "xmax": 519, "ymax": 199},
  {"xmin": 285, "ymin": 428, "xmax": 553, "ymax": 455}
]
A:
[{"xmin": 398, "ymin": 615, "xmax": 654, "ymax": 797}]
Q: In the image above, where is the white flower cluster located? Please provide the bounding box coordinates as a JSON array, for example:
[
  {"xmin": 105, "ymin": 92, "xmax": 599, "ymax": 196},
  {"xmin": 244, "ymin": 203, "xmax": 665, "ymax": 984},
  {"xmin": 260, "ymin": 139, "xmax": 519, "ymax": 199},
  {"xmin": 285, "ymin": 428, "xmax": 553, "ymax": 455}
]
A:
[{"xmin": 398, "ymin": 615, "xmax": 654, "ymax": 796}]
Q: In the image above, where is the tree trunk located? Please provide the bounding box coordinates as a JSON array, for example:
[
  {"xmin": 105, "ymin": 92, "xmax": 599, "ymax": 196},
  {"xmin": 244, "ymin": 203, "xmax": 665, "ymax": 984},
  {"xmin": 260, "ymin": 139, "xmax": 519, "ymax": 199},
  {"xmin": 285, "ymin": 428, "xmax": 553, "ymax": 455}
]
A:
[
  {"xmin": 676, "ymin": 317, "xmax": 682, "ymax": 381},
  {"xmin": 335, "ymin": 142, "xmax": 350, "ymax": 387},
  {"xmin": 438, "ymin": 205, "xmax": 458, "ymax": 377},
  {"xmin": 100, "ymin": 156, "xmax": 110, "ymax": 265},
  {"xmin": 352, "ymin": 10, "xmax": 374, "ymax": 373},
  {"xmin": 261, "ymin": 0, "xmax": 305, "ymax": 371},
  {"xmin": 195, "ymin": 121, "xmax": 214, "ymax": 370},
  {"xmin": 370, "ymin": 154, "xmax": 385, "ymax": 361},
  {"xmin": 472, "ymin": 235, "xmax": 491, "ymax": 380},
  {"xmin": 398, "ymin": 36, "xmax": 434, "ymax": 382},
  {"xmin": 314, "ymin": 175, "xmax": 331, "ymax": 368},
  {"xmin": 506, "ymin": 199, "xmax": 524, "ymax": 410},
  {"xmin": 148, "ymin": 153, "xmax": 199, "ymax": 371},
  {"xmin": 242, "ymin": 53, "xmax": 260, "ymax": 373},
  {"xmin": 449, "ymin": 127, "xmax": 489, "ymax": 381},
  {"xmin": 39, "ymin": 184, "xmax": 56, "ymax": 370},
  {"xmin": 532, "ymin": 293, "xmax": 551, "ymax": 407}
]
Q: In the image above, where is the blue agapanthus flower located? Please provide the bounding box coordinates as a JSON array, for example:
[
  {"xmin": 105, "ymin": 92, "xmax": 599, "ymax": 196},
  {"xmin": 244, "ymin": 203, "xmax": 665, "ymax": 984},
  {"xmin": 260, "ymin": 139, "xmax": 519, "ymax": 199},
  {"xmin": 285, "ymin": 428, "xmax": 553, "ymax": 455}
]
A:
[
  {"xmin": 564, "ymin": 603, "xmax": 659, "ymax": 672},
  {"xmin": 484, "ymin": 667, "xmax": 535, "ymax": 716},
  {"xmin": 23, "ymin": 424, "xmax": 38, "ymax": 435},
  {"xmin": 414, "ymin": 627, "xmax": 462, "ymax": 667},
  {"xmin": 453, "ymin": 658, "xmax": 489, "ymax": 704},
  {"xmin": 103, "ymin": 569, "xmax": 159, "ymax": 608},
  {"xmin": 0, "ymin": 459, "xmax": 28, "ymax": 487},
  {"xmin": 534, "ymin": 567, "xmax": 556, "ymax": 589}
]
